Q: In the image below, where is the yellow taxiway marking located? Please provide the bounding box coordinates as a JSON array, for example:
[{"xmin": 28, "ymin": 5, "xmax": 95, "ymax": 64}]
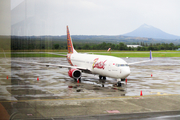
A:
[
  {"xmin": 0, "ymin": 94, "xmax": 179, "ymax": 103},
  {"xmin": 150, "ymin": 92, "xmax": 168, "ymax": 95}
]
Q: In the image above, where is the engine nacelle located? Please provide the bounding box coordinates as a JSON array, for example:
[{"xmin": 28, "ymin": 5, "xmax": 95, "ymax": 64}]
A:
[{"xmin": 68, "ymin": 68, "xmax": 81, "ymax": 79}]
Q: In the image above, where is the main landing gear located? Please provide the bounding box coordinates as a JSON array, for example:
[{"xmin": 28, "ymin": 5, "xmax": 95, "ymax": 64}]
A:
[
  {"xmin": 74, "ymin": 77, "xmax": 81, "ymax": 83},
  {"xmin": 99, "ymin": 75, "xmax": 106, "ymax": 87},
  {"xmin": 99, "ymin": 75, "xmax": 106, "ymax": 80}
]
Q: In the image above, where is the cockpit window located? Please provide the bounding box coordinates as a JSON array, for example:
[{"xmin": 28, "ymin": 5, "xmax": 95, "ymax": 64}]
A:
[{"xmin": 116, "ymin": 64, "xmax": 128, "ymax": 67}]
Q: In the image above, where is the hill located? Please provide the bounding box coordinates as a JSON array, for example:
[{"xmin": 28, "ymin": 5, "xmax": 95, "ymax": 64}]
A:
[{"xmin": 123, "ymin": 24, "xmax": 180, "ymax": 39}]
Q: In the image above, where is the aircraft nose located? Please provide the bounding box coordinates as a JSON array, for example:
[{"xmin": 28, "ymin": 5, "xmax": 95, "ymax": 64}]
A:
[{"xmin": 123, "ymin": 67, "xmax": 131, "ymax": 78}]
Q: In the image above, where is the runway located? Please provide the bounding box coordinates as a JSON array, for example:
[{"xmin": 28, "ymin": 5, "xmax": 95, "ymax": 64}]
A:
[{"xmin": 0, "ymin": 57, "xmax": 180, "ymax": 119}]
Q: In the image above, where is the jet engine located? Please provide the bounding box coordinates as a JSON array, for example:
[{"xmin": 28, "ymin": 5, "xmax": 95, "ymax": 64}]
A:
[{"xmin": 68, "ymin": 68, "xmax": 81, "ymax": 79}]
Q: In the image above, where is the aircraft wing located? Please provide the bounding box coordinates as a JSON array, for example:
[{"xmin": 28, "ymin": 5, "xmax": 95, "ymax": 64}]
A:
[
  {"xmin": 12, "ymin": 60, "xmax": 91, "ymax": 72},
  {"xmin": 44, "ymin": 63, "xmax": 90, "ymax": 71},
  {"xmin": 128, "ymin": 50, "xmax": 153, "ymax": 65},
  {"xmin": 6, "ymin": 50, "xmax": 90, "ymax": 72}
]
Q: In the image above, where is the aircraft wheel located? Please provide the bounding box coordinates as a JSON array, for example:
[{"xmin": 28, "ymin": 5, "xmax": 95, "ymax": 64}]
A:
[
  {"xmin": 79, "ymin": 77, "xmax": 81, "ymax": 82},
  {"xmin": 99, "ymin": 75, "xmax": 102, "ymax": 79},
  {"xmin": 103, "ymin": 76, "xmax": 106, "ymax": 80}
]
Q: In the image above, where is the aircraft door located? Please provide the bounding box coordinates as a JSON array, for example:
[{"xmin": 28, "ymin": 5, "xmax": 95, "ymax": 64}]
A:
[{"xmin": 108, "ymin": 61, "xmax": 112, "ymax": 72}]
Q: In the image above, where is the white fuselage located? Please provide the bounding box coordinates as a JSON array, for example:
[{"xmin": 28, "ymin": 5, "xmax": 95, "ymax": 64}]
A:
[{"xmin": 68, "ymin": 53, "xmax": 131, "ymax": 79}]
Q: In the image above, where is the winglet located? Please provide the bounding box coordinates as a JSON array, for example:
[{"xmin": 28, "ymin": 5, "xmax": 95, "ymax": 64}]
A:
[
  {"xmin": 150, "ymin": 50, "xmax": 153, "ymax": 61},
  {"xmin": 67, "ymin": 26, "xmax": 77, "ymax": 54},
  {"xmin": 128, "ymin": 50, "xmax": 153, "ymax": 65}
]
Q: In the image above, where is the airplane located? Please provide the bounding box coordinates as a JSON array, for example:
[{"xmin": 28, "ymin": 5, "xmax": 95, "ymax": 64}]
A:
[
  {"xmin": 10, "ymin": 26, "xmax": 153, "ymax": 87},
  {"xmin": 64, "ymin": 26, "xmax": 153, "ymax": 86}
]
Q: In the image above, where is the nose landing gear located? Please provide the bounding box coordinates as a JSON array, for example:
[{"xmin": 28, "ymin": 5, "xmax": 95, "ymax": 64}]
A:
[
  {"xmin": 116, "ymin": 79, "xmax": 124, "ymax": 87},
  {"xmin": 117, "ymin": 81, "xmax": 122, "ymax": 87},
  {"xmin": 115, "ymin": 78, "xmax": 126, "ymax": 87}
]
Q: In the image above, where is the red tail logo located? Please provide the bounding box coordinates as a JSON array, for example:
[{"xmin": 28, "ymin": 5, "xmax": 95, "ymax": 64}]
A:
[{"xmin": 67, "ymin": 26, "xmax": 73, "ymax": 53}]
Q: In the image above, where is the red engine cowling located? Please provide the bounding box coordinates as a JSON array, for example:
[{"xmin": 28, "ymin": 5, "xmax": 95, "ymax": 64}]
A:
[{"xmin": 68, "ymin": 68, "xmax": 81, "ymax": 79}]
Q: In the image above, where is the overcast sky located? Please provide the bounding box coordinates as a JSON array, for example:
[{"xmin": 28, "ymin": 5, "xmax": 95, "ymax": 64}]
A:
[{"xmin": 11, "ymin": 0, "xmax": 180, "ymax": 36}]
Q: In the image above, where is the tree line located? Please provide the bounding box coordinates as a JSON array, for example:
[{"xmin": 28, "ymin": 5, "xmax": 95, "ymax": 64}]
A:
[
  {"xmin": 11, "ymin": 36, "xmax": 180, "ymax": 51},
  {"xmin": 72, "ymin": 42, "xmax": 179, "ymax": 51}
]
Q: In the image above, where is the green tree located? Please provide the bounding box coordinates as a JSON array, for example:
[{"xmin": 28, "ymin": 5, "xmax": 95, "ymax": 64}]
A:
[
  {"xmin": 118, "ymin": 43, "xmax": 127, "ymax": 50},
  {"xmin": 137, "ymin": 46, "xmax": 141, "ymax": 51},
  {"xmin": 54, "ymin": 44, "xmax": 59, "ymax": 49},
  {"xmin": 83, "ymin": 44, "xmax": 91, "ymax": 50},
  {"xmin": 169, "ymin": 43, "xmax": 174, "ymax": 50}
]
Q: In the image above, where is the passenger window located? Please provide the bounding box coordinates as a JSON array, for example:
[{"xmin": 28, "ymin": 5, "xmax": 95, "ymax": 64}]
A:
[
  {"xmin": 116, "ymin": 64, "xmax": 129, "ymax": 67},
  {"xmin": 115, "ymin": 64, "xmax": 129, "ymax": 67}
]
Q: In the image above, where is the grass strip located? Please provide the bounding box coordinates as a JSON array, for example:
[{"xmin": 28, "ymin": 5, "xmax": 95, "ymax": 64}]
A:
[{"xmin": 1, "ymin": 51, "xmax": 180, "ymax": 57}]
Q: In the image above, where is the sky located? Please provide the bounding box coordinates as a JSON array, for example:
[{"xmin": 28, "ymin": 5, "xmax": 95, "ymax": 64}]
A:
[{"xmin": 11, "ymin": 0, "xmax": 180, "ymax": 36}]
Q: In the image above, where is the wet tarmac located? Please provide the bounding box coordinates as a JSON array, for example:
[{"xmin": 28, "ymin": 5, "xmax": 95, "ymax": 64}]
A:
[
  {"xmin": 7, "ymin": 57, "xmax": 180, "ymax": 99},
  {"xmin": 0, "ymin": 57, "xmax": 180, "ymax": 119}
]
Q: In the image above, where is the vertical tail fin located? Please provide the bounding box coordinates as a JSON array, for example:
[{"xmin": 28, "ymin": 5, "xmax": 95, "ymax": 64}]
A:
[{"xmin": 67, "ymin": 26, "xmax": 77, "ymax": 54}]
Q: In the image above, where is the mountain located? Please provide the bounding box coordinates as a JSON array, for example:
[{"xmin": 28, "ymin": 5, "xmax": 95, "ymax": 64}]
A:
[{"xmin": 123, "ymin": 24, "xmax": 180, "ymax": 39}]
